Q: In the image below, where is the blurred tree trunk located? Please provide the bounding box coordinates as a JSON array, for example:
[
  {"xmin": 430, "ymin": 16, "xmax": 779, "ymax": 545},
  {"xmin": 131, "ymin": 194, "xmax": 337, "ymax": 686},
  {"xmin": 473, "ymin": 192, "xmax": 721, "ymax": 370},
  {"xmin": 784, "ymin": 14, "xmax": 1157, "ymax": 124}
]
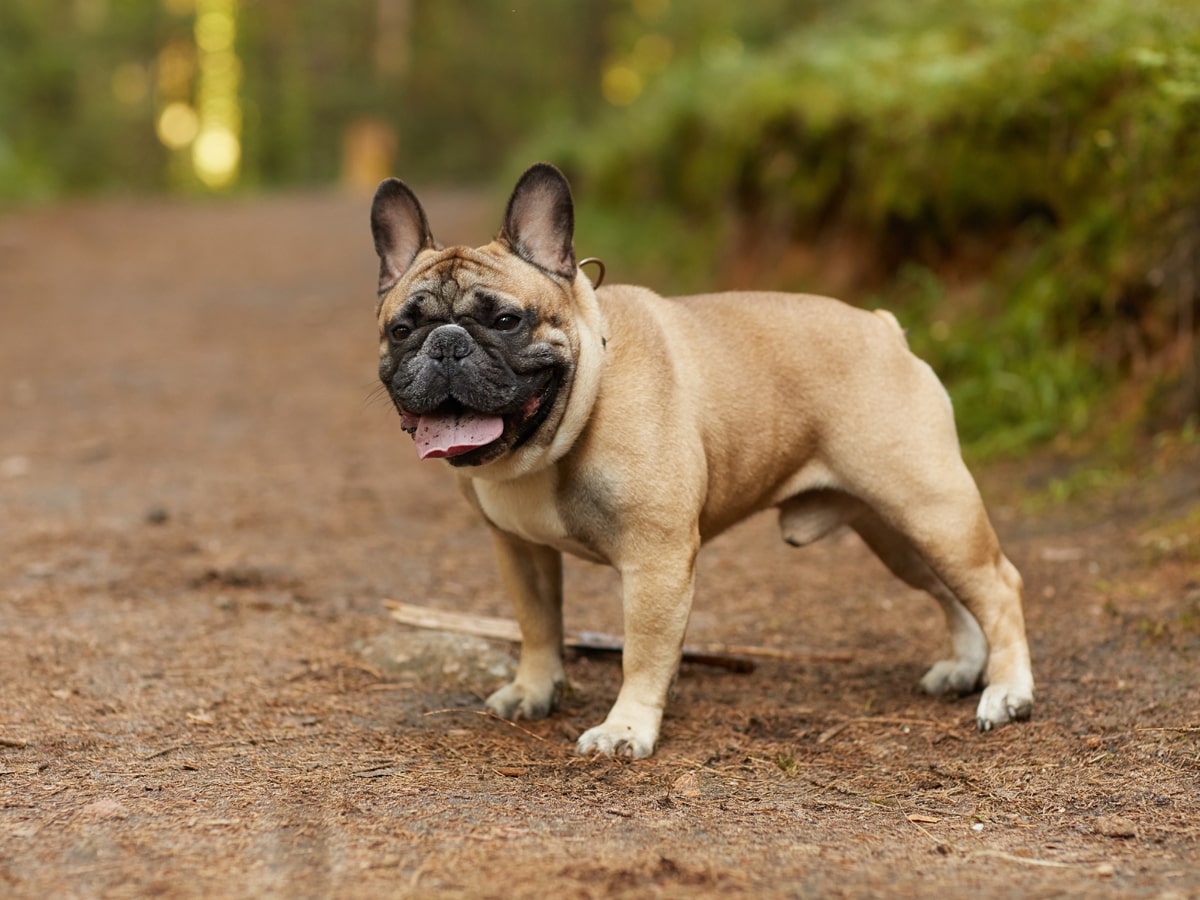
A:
[{"xmin": 375, "ymin": 0, "xmax": 411, "ymax": 78}]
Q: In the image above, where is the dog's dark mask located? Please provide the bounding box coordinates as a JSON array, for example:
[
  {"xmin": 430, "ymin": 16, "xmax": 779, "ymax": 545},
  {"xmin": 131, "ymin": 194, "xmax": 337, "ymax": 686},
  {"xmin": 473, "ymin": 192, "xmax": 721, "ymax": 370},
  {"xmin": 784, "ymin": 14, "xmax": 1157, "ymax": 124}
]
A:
[{"xmin": 371, "ymin": 164, "xmax": 578, "ymax": 467}]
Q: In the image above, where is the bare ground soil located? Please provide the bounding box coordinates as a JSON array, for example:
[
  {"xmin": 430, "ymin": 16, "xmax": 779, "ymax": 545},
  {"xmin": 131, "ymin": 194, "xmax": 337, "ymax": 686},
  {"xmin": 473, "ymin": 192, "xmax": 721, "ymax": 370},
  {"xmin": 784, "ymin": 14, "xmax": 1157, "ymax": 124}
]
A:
[{"xmin": 0, "ymin": 191, "xmax": 1198, "ymax": 899}]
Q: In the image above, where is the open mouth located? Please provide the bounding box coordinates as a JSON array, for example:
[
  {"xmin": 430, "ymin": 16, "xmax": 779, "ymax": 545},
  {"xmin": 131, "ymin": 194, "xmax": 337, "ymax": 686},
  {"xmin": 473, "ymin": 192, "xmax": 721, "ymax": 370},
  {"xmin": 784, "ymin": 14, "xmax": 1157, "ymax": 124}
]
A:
[{"xmin": 398, "ymin": 374, "xmax": 558, "ymax": 466}]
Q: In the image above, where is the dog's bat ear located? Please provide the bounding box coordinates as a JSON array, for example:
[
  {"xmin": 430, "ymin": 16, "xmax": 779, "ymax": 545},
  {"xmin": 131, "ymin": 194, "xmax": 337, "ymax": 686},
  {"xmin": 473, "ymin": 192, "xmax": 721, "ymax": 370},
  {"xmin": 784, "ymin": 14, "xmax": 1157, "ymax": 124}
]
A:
[
  {"xmin": 500, "ymin": 163, "xmax": 576, "ymax": 280},
  {"xmin": 371, "ymin": 178, "xmax": 435, "ymax": 298}
]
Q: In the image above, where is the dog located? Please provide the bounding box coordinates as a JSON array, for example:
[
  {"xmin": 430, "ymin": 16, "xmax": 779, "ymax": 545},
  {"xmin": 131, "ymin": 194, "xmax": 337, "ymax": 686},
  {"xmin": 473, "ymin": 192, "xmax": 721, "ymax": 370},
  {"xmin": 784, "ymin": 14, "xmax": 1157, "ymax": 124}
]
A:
[{"xmin": 370, "ymin": 162, "xmax": 1034, "ymax": 758}]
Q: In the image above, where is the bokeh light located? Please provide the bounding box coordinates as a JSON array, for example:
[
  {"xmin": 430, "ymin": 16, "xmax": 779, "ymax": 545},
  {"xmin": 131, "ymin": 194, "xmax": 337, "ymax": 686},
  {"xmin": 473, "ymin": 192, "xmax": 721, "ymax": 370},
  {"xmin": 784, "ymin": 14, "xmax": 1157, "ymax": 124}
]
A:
[
  {"xmin": 192, "ymin": 125, "xmax": 240, "ymax": 186},
  {"xmin": 156, "ymin": 101, "xmax": 199, "ymax": 148},
  {"xmin": 602, "ymin": 65, "xmax": 643, "ymax": 106},
  {"xmin": 152, "ymin": 0, "xmax": 241, "ymax": 189},
  {"xmin": 191, "ymin": 0, "xmax": 241, "ymax": 189}
]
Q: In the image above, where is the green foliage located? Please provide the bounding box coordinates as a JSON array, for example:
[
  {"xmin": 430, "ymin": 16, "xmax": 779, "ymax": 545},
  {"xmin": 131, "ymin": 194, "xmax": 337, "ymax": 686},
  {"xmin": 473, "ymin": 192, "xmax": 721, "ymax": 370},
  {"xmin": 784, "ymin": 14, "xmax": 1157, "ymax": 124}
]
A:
[
  {"xmin": 2, "ymin": 0, "xmax": 1196, "ymax": 454},
  {"xmin": 0, "ymin": 1, "xmax": 615, "ymax": 197},
  {"xmin": 0, "ymin": 0, "xmax": 172, "ymax": 200},
  {"xmin": 237, "ymin": 0, "xmax": 396, "ymax": 187},
  {"xmin": 395, "ymin": 1, "xmax": 606, "ymax": 182},
  {"xmin": 534, "ymin": 0, "xmax": 1200, "ymax": 455}
]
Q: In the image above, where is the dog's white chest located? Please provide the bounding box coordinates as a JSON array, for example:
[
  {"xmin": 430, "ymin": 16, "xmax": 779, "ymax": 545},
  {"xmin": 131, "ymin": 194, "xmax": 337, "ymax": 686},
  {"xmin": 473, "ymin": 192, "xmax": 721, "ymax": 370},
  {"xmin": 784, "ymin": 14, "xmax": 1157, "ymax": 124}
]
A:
[{"xmin": 473, "ymin": 470, "xmax": 570, "ymax": 547}]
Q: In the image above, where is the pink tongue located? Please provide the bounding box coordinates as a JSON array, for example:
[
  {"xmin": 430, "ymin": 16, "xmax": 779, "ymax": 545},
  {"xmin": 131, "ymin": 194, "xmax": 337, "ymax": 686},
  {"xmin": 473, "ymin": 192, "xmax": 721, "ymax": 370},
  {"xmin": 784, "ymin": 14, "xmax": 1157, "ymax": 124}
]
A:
[{"xmin": 412, "ymin": 409, "xmax": 504, "ymax": 460}]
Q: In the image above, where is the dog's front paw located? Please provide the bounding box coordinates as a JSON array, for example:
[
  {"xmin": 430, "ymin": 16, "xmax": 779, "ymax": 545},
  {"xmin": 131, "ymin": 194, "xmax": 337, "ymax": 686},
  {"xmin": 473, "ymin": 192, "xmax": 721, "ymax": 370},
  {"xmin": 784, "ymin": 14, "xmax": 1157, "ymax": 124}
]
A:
[
  {"xmin": 975, "ymin": 684, "xmax": 1033, "ymax": 731},
  {"xmin": 919, "ymin": 658, "xmax": 984, "ymax": 696},
  {"xmin": 485, "ymin": 678, "xmax": 562, "ymax": 721},
  {"xmin": 576, "ymin": 722, "xmax": 656, "ymax": 760},
  {"xmin": 576, "ymin": 704, "xmax": 661, "ymax": 759}
]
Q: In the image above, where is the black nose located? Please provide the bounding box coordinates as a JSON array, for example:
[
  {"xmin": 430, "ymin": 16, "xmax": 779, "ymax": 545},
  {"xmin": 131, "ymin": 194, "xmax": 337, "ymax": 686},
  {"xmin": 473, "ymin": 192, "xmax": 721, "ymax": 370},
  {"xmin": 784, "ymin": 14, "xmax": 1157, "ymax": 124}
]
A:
[{"xmin": 425, "ymin": 324, "xmax": 472, "ymax": 361}]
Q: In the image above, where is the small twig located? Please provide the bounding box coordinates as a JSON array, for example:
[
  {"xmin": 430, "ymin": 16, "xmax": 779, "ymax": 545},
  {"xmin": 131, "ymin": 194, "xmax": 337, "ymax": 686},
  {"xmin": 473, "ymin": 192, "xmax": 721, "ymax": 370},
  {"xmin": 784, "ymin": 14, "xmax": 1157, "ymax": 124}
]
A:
[
  {"xmin": 0, "ymin": 737, "xmax": 29, "ymax": 749},
  {"xmin": 423, "ymin": 708, "xmax": 546, "ymax": 742},
  {"xmin": 671, "ymin": 758, "xmax": 760, "ymax": 784},
  {"xmin": 816, "ymin": 722, "xmax": 853, "ymax": 744},
  {"xmin": 967, "ymin": 849, "xmax": 1098, "ymax": 870},
  {"xmin": 352, "ymin": 766, "xmax": 406, "ymax": 778},
  {"xmin": 809, "ymin": 798, "xmax": 881, "ymax": 814},
  {"xmin": 895, "ymin": 800, "xmax": 947, "ymax": 847},
  {"xmin": 1134, "ymin": 725, "xmax": 1200, "ymax": 734},
  {"xmin": 818, "ymin": 716, "xmax": 943, "ymax": 744},
  {"xmin": 140, "ymin": 741, "xmax": 189, "ymax": 761}
]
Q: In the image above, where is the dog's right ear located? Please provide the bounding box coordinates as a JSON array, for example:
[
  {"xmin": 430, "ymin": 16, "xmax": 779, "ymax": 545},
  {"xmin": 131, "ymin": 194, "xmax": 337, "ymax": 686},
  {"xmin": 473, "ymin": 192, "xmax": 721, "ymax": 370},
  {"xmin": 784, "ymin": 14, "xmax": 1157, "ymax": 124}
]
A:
[
  {"xmin": 500, "ymin": 163, "xmax": 576, "ymax": 280},
  {"xmin": 371, "ymin": 178, "xmax": 435, "ymax": 298}
]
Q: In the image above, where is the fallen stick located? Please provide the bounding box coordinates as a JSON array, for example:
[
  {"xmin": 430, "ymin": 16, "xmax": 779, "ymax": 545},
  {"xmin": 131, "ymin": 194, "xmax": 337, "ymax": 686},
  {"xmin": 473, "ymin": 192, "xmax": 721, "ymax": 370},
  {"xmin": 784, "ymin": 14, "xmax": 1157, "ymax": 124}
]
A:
[{"xmin": 383, "ymin": 600, "xmax": 853, "ymax": 673}]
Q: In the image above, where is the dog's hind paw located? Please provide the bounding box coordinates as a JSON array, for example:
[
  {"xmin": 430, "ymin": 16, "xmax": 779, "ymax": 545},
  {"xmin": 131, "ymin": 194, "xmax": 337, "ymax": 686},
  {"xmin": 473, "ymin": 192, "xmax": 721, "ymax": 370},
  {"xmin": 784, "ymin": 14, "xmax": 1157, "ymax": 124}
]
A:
[
  {"xmin": 919, "ymin": 658, "xmax": 984, "ymax": 696},
  {"xmin": 485, "ymin": 678, "xmax": 562, "ymax": 721},
  {"xmin": 975, "ymin": 684, "xmax": 1034, "ymax": 731}
]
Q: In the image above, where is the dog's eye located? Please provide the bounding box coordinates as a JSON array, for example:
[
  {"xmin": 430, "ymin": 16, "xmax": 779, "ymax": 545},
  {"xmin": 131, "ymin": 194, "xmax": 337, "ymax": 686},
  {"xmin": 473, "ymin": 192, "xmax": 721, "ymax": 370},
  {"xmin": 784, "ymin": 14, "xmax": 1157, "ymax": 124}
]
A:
[
  {"xmin": 493, "ymin": 314, "xmax": 521, "ymax": 332},
  {"xmin": 389, "ymin": 323, "xmax": 411, "ymax": 341}
]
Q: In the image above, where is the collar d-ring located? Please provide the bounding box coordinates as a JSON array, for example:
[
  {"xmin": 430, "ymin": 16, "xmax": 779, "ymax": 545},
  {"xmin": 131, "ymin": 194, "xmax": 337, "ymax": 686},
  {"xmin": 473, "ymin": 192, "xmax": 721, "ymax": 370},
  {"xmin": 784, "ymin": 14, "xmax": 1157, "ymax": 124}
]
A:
[{"xmin": 579, "ymin": 257, "xmax": 605, "ymax": 288}]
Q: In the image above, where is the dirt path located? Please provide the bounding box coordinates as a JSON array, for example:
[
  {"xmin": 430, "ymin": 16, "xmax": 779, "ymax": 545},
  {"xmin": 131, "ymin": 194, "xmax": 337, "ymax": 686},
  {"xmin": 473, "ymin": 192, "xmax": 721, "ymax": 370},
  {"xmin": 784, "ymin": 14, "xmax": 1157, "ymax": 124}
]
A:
[{"xmin": 1, "ymin": 191, "xmax": 1198, "ymax": 898}]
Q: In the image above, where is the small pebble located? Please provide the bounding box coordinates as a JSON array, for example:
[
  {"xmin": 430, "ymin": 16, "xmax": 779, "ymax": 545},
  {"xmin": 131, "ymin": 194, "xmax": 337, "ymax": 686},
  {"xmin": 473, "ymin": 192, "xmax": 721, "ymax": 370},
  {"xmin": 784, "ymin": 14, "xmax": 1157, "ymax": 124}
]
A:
[
  {"xmin": 671, "ymin": 772, "xmax": 702, "ymax": 798},
  {"xmin": 1095, "ymin": 815, "xmax": 1137, "ymax": 839},
  {"xmin": 81, "ymin": 798, "xmax": 129, "ymax": 820},
  {"xmin": 0, "ymin": 456, "xmax": 30, "ymax": 478}
]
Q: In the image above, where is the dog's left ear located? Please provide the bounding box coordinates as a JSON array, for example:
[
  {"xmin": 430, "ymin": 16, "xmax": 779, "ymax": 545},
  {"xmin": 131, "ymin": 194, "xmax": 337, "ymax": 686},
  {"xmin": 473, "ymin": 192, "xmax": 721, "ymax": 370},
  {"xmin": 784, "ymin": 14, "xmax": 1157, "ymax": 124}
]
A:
[
  {"xmin": 371, "ymin": 178, "xmax": 435, "ymax": 298},
  {"xmin": 500, "ymin": 163, "xmax": 576, "ymax": 280}
]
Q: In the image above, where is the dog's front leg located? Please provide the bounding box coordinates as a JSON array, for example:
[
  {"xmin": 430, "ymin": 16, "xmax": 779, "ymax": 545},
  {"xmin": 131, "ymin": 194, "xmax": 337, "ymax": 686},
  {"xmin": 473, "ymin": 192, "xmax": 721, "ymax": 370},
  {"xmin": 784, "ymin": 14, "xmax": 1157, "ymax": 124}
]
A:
[
  {"xmin": 577, "ymin": 546, "xmax": 697, "ymax": 759},
  {"xmin": 484, "ymin": 530, "xmax": 565, "ymax": 720}
]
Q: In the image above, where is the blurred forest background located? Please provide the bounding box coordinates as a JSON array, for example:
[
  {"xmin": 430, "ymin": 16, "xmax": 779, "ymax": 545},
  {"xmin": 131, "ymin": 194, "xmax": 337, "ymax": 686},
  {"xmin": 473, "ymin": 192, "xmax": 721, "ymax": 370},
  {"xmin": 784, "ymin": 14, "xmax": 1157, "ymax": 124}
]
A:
[{"xmin": 2, "ymin": 0, "xmax": 1198, "ymax": 457}]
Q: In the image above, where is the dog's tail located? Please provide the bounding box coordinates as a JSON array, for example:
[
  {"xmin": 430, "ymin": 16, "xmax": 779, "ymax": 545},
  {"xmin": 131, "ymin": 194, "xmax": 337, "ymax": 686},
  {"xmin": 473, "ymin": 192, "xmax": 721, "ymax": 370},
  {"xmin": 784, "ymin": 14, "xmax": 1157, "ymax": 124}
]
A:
[{"xmin": 874, "ymin": 308, "xmax": 955, "ymax": 411}]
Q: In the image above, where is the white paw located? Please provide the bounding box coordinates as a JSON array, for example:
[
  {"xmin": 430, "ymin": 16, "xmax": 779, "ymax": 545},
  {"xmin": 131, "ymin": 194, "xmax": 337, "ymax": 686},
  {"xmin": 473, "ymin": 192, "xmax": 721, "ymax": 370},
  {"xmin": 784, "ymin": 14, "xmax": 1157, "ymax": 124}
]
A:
[
  {"xmin": 576, "ymin": 712, "xmax": 660, "ymax": 760},
  {"xmin": 484, "ymin": 679, "xmax": 561, "ymax": 721},
  {"xmin": 919, "ymin": 658, "xmax": 984, "ymax": 696},
  {"xmin": 975, "ymin": 683, "xmax": 1034, "ymax": 731}
]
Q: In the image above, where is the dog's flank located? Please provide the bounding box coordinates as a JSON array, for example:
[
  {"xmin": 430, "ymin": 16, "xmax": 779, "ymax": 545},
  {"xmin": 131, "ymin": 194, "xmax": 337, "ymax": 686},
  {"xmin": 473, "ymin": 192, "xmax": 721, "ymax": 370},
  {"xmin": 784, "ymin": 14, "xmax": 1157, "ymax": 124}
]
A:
[{"xmin": 370, "ymin": 162, "xmax": 1034, "ymax": 758}]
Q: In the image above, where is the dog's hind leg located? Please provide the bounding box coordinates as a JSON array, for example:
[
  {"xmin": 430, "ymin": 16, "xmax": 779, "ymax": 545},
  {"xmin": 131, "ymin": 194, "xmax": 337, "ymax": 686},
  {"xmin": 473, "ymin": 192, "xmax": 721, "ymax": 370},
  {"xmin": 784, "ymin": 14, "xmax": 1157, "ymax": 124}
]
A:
[
  {"xmin": 822, "ymin": 342, "xmax": 1033, "ymax": 729},
  {"xmin": 780, "ymin": 491, "xmax": 989, "ymax": 695},
  {"xmin": 856, "ymin": 480, "xmax": 1033, "ymax": 730},
  {"xmin": 849, "ymin": 511, "xmax": 987, "ymax": 696}
]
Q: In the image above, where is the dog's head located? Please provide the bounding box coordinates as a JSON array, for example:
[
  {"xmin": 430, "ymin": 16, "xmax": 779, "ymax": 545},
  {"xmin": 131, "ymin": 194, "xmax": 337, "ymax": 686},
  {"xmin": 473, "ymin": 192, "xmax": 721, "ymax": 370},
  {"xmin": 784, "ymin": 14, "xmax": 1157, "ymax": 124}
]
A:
[{"xmin": 371, "ymin": 163, "xmax": 601, "ymax": 474}]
